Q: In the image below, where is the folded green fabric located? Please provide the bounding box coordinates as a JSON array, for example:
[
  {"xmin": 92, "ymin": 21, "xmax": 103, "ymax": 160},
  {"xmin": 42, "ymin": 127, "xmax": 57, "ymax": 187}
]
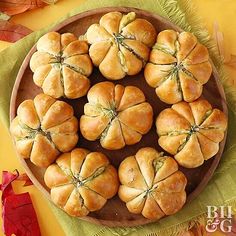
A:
[{"xmin": 1, "ymin": 0, "xmax": 236, "ymax": 236}]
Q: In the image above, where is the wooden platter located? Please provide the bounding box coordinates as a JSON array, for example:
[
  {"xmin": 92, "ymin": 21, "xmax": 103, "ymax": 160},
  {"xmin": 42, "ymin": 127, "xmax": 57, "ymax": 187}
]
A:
[{"xmin": 10, "ymin": 7, "xmax": 228, "ymax": 227}]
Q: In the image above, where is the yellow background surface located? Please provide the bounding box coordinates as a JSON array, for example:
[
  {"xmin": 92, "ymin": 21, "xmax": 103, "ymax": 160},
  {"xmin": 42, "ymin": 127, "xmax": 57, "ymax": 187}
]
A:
[{"xmin": 0, "ymin": 0, "xmax": 235, "ymax": 235}]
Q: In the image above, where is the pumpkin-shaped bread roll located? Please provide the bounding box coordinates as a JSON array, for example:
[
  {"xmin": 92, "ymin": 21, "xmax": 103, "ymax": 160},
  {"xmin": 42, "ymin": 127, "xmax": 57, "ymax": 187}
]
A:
[
  {"xmin": 156, "ymin": 99, "xmax": 227, "ymax": 168},
  {"xmin": 118, "ymin": 147, "xmax": 187, "ymax": 220},
  {"xmin": 80, "ymin": 81, "xmax": 153, "ymax": 150},
  {"xmin": 44, "ymin": 148, "xmax": 119, "ymax": 217},
  {"xmin": 86, "ymin": 11, "xmax": 156, "ymax": 80},
  {"xmin": 30, "ymin": 32, "xmax": 93, "ymax": 99},
  {"xmin": 144, "ymin": 30, "xmax": 212, "ymax": 104},
  {"xmin": 10, "ymin": 94, "xmax": 78, "ymax": 167}
]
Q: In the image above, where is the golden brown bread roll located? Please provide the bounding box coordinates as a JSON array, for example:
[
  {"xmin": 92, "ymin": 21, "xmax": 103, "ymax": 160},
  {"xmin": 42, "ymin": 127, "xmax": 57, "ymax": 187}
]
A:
[
  {"xmin": 30, "ymin": 32, "xmax": 93, "ymax": 99},
  {"xmin": 156, "ymin": 98, "xmax": 227, "ymax": 168},
  {"xmin": 118, "ymin": 147, "xmax": 187, "ymax": 220},
  {"xmin": 144, "ymin": 30, "xmax": 212, "ymax": 104},
  {"xmin": 44, "ymin": 148, "xmax": 119, "ymax": 217},
  {"xmin": 10, "ymin": 93, "xmax": 78, "ymax": 167},
  {"xmin": 85, "ymin": 11, "xmax": 157, "ymax": 80},
  {"xmin": 80, "ymin": 81, "xmax": 153, "ymax": 150}
]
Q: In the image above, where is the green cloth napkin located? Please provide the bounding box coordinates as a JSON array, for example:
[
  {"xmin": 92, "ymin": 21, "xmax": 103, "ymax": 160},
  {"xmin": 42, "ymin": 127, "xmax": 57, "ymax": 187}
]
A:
[{"xmin": 1, "ymin": 0, "xmax": 236, "ymax": 235}]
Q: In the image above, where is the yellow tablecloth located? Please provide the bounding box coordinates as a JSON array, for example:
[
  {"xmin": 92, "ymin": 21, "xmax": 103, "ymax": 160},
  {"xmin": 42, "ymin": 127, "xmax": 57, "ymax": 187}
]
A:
[{"xmin": 0, "ymin": 0, "xmax": 235, "ymax": 235}]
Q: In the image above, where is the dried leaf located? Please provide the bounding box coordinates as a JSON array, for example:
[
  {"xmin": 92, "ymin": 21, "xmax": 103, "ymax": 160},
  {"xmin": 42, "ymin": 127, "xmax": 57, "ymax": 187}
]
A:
[
  {"xmin": 0, "ymin": 12, "xmax": 10, "ymax": 20},
  {"xmin": 0, "ymin": 0, "xmax": 45, "ymax": 16},
  {"xmin": 224, "ymin": 54, "xmax": 236, "ymax": 69},
  {"xmin": 0, "ymin": 20, "xmax": 32, "ymax": 42},
  {"xmin": 213, "ymin": 21, "xmax": 231, "ymax": 63},
  {"xmin": 0, "ymin": 170, "xmax": 41, "ymax": 236},
  {"xmin": 213, "ymin": 21, "xmax": 226, "ymax": 60}
]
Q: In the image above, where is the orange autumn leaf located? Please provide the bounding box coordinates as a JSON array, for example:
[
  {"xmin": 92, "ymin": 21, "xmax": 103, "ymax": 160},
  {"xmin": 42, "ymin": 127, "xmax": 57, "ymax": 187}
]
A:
[
  {"xmin": 0, "ymin": 20, "xmax": 32, "ymax": 42},
  {"xmin": 0, "ymin": 0, "xmax": 45, "ymax": 16}
]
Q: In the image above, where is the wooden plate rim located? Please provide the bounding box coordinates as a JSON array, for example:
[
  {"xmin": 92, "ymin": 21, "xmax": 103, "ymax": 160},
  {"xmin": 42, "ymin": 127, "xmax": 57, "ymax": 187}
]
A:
[{"xmin": 9, "ymin": 7, "xmax": 228, "ymax": 227}]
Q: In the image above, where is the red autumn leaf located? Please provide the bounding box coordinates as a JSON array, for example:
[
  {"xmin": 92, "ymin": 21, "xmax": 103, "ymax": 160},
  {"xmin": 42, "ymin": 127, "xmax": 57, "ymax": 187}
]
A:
[
  {"xmin": 213, "ymin": 21, "xmax": 226, "ymax": 60},
  {"xmin": 0, "ymin": 170, "xmax": 41, "ymax": 236},
  {"xmin": 0, "ymin": 20, "xmax": 32, "ymax": 42},
  {"xmin": 0, "ymin": 171, "xmax": 18, "ymax": 202},
  {"xmin": 2, "ymin": 193, "xmax": 41, "ymax": 236},
  {"xmin": 0, "ymin": 0, "xmax": 45, "ymax": 16}
]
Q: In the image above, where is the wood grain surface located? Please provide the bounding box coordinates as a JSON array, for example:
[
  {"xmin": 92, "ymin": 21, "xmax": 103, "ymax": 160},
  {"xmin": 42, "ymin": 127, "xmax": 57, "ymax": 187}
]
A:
[{"xmin": 9, "ymin": 7, "xmax": 228, "ymax": 227}]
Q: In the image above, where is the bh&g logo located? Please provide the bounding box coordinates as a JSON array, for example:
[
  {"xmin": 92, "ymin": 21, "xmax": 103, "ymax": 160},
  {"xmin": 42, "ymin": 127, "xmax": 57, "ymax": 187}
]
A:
[{"xmin": 206, "ymin": 206, "xmax": 233, "ymax": 233}]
